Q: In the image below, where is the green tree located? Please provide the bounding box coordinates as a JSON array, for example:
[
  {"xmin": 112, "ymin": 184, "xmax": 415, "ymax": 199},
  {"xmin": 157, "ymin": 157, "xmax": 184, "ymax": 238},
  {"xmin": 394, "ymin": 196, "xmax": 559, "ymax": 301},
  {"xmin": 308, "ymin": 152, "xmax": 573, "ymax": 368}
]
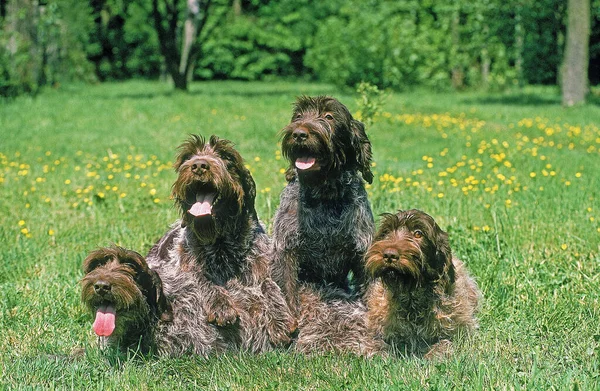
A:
[{"xmin": 151, "ymin": 0, "xmax": 229, "ymax": 90}]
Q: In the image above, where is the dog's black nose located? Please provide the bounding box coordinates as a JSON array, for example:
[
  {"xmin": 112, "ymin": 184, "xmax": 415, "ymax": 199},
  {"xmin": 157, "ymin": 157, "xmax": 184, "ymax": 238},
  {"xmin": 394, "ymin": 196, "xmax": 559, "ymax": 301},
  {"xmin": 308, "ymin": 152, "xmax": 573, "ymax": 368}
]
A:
[
  {"xmin": 382, "ymin": 248, "xmax": 400, "ymax": 263},
  {"xmin": 191, "ymin": 159, "xmax": 210, "ymax": 173},
  {"xmin": 292, "ymin": 128, "xmax": 308, "ymax": 142},
  {"xmin": 93, "ymin": 280, "xmax": 111, "ymax": 295}
]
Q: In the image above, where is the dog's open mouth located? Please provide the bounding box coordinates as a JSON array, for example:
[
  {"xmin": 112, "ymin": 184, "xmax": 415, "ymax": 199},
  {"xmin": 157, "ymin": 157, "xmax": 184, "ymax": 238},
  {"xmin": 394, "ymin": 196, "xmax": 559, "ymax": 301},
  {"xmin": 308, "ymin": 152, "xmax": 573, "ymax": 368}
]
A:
[
  {"xmin": 376, "ymin": 266, "xmax": 416, "ymax": 286},
  {"xmin": 93, "ymin": 303, "xmax": 116, "ymax": 337},
  {"xmin": 295, "ymin": 156, "xmax": 319, "ymax": 171},
  {"xmin": 186, "ymin": 183, "xmax": 218, "ymax": 218}
]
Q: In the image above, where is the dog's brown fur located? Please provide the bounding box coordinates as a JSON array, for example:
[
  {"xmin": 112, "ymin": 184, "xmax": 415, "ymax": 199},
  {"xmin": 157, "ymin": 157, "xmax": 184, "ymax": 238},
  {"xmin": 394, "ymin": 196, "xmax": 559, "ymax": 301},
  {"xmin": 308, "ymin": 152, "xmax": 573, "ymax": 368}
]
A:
[
  {"xmin": 293, "ymin": 284, "xmax": 384, "ymax": 357},
  {"xmin": 364, "ymin": 209, "xmax": 481, "ymax": 358},
  {"xmin": 147, "ymin": 135, "xmax": 295, "ymax": 353},
  {"xmin": 81, "ymin": 246, "xmax": 173, "ymax": 353}
]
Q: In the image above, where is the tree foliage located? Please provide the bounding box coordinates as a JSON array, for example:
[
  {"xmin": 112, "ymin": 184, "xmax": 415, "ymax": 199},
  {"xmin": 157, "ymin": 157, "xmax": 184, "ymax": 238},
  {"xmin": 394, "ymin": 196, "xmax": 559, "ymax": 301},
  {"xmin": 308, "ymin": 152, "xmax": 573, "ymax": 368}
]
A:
[{"xmin": 1, "ymin": 0, "xmax": 599, "ymax": 96}]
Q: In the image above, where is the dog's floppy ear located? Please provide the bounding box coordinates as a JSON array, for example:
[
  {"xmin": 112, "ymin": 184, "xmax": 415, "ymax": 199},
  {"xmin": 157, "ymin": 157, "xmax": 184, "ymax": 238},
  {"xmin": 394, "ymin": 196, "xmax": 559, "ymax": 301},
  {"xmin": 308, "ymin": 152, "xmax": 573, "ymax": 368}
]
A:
[
  {"xmin": 123, "ymin": 249, "xmax": 174, "ymax": 322},
  {"xmin": 350, "ymin": 119, "xmax": 373, "ymax": 184},
  {"xmin": 149, "ymin": 269, "xmax": 174, "ymax": 322},
  {"xmin": 240, "ymin": 164, "xmax": 257, "ymax": 211},
  {"xmin": 432, "ymin": 223, "xmax": 455, "ymax": 284}
]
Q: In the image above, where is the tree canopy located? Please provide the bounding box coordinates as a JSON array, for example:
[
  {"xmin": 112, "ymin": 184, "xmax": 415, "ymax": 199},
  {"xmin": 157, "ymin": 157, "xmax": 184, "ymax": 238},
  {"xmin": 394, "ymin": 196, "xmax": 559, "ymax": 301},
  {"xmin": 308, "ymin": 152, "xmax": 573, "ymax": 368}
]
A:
[{"xmin": 0, "ymin": 0, "xmax": 598, "ymax": 95}]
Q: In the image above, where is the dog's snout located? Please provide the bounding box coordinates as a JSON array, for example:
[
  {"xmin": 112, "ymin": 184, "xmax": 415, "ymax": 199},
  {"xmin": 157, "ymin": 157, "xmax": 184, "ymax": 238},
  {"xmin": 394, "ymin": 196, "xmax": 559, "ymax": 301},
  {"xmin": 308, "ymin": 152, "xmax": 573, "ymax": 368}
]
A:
[
  {"xmin": 292, "ymin": 127, "xmax": 309, "ymax": 142},
  {"xmin": 93, "ymin": 280, "xmax": 112, "ymax": 295},
  {"xmin": 191, "ymin": 158, "xmax": 210, "ymax": 174},
  {"xmin": 382, "ymin": 248, "xmax": 400, "ymax": 263}
]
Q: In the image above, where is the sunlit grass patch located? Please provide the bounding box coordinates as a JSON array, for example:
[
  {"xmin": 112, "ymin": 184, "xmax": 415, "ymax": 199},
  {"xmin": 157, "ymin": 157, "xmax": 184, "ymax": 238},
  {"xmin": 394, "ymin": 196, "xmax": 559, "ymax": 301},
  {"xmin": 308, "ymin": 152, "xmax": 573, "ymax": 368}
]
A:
[{"xmin": 0, "ymin": 81, "xmax": 599, "ymax": 389}]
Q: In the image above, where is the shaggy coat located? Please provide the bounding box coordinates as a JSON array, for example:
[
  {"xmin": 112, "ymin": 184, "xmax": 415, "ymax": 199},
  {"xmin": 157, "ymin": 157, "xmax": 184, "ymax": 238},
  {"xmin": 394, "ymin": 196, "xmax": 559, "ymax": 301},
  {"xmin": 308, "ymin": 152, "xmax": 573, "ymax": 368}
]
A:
[
  {"xmin": 81, "ymin": 246, "xmax": 173, "ymax": 354},
  {"xmin": 146, "ymin": 135, "xmax": 295, "ymax": 355},
  {"xmin": 272, "ymin": 96, "xmax": 375, "ymax": 314},
  {"xmin": 292, "ymin": 283, "xmax": 384, "ymax": 357},
  {"xmin": 364, "ymin": 209, "xmax": 481, "ymax": 358}
]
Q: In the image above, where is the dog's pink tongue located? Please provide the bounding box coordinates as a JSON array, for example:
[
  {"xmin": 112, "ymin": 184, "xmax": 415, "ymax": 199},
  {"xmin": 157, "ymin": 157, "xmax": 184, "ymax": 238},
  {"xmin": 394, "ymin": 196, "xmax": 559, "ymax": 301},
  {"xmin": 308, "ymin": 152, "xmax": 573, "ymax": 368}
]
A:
[
  {"xmin": 295, "ymin": 157, "xmax": 316, "ymax": 170},
  {"xmin": 93, "ymin": 305, "xmax": 116, "ymax": 337},
  {"xmin": 188, "ymin": 193, "xmax": 216, "ymax": 217}
]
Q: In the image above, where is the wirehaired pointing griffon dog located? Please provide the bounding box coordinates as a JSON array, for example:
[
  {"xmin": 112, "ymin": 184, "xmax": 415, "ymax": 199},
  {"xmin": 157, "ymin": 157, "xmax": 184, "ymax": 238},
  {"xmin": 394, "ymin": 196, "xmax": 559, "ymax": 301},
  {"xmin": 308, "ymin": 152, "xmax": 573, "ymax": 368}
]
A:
[
  {"xmin": 81, "ymin": 246, "xmax": 173, "ymax": 354},
  {"xmin": 147, "ymin": 135, "xmax": 295, "ymax": 354},
  {"xmin": 272, "ymin": 96, "xmax": 375, "ymax": 313},
  {"xmin": 365, "ymin": 209, "xmax": 481, "ymax": 358}
]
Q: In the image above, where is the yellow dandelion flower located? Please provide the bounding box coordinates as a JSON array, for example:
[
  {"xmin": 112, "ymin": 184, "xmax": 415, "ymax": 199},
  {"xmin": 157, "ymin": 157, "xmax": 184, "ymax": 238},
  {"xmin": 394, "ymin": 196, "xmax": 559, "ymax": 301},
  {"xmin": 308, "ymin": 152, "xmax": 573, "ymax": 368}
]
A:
[
  {"xmin": 120, "ymin": 193, "xmax": 127, "ymax": 198},
  {"xmin": 150, "ymin": 188, "xmax": 157, "ymax": 196},
  {"xmin": 482, "ymin": 225, "xmax": 491, "ymax": 232},
  {"xmin": 575, "ymin": 172, "xmax": 582, "ymax": 178},
  {"xmin": 437, "ymin": 193, "xmax": 444, "ymax": 198},
  {"xmin": 530, "ymin": 172, "xmax": 536, "ymax": 178},
  {"xmin": 21, "ymin": 228, "xmax": 29, "ymax": 235},
  {"xmin": 18, "ymin": 220, "xmax": 25, "ymax": 226},
  {"xmin": 154, "ymin": 198, "xmax": 160, "ymax": 204},
  {"xmin": 48, "ymin": 229, "xmax": 55, "ymax": 236},
  {"xmin": 561, "ymin": 244, "xmax": 568, "ymax": 250}
]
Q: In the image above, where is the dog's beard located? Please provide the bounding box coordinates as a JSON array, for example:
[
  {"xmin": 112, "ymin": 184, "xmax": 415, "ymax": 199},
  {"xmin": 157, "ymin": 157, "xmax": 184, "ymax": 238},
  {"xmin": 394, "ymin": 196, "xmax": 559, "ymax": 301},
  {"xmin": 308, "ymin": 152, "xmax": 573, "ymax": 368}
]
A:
[
  {"xmin": 377, "ymin": 267, "xmax": 420, "ymax": 291},
  {"xmin": 191, "ymin": 215, "xmax": 217, "ymax": 244}
]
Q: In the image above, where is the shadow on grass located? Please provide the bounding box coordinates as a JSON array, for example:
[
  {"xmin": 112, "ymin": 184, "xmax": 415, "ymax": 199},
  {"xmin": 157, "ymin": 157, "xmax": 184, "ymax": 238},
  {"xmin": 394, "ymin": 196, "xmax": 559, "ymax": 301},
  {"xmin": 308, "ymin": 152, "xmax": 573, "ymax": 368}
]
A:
[
  {"xmin": 462, "ymin": 93, "xmax": 562, "ymax": 106},
  {"xmin": 93, "ymin": 82, "xmax": 340, "ymax": 101}
]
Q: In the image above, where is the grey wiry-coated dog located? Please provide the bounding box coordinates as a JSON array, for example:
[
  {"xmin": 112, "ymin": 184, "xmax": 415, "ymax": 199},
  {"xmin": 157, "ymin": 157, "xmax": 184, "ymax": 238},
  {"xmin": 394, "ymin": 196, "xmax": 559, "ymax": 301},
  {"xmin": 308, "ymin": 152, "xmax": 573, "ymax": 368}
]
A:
[
  {"xmin": 364, "ymin": 209, "xmax": 481, "ymax": 359},
  {"xmin": 146, "ymin": 135, "xmax": 295, "ymax": 355},
  {"xmin": 272, "ymin": 96, "xmax": 375, "ymax": 314},
  {"xmin": 81, "ymin": 245, "xmax": 174, "ymax": 354}
]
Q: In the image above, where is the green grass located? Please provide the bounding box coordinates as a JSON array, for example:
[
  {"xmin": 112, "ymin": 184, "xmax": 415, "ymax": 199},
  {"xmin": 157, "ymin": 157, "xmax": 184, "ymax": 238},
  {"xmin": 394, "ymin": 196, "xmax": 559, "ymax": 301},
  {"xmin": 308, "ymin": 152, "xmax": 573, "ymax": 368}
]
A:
[{"xmin": 1, "ymin": 80, "xmax": 599, "ymax": 390}]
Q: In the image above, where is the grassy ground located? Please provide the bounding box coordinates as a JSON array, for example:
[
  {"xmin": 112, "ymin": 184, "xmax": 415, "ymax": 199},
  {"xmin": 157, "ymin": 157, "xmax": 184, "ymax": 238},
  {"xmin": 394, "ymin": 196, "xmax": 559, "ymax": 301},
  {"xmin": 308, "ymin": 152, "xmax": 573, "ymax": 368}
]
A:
[{"xmin": 0, "ymin": 80, "xmax": 599, "ymax": 390}]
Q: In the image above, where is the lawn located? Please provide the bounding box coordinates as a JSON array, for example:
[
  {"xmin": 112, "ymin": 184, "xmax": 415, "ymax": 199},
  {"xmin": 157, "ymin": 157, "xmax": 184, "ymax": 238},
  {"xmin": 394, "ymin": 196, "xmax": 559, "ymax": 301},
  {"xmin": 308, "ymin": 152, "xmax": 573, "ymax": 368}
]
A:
[{"xmin": 0, "ymin": 80, "xmax": 599, "ymax": 390}]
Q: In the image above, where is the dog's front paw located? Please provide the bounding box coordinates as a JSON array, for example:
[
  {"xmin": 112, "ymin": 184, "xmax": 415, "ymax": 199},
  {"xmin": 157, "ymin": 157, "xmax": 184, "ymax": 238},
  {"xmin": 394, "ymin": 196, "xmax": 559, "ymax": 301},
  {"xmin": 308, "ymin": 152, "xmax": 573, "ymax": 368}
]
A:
[
  {"xmin": 205, "ymin": 292, "xmax": 239, "ymax": 327},
  {"xmin": 261, "ymin": 279, "xmax": 298, "ymax": 347},
  {"xmin": 270, "ymin": 315, "xmax": 298, "ymax": 347},
  {"xmin": 424, "ymin": 339, "xmax": 453, "ymax": 360}
]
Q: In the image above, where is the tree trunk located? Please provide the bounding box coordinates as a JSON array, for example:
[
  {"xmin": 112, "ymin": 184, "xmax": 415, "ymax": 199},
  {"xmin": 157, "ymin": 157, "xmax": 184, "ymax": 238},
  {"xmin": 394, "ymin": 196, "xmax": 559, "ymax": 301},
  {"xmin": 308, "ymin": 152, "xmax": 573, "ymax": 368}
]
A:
[
  {"xmin": 5, "ymin": 0, "xmax": 42, "ymax": 92},
  {"xmin": 232, "ymin": 0, "xmax": 241, "ymax": 17},
  {"xmin": 451, "ymin": 9, "xmax": 464, "ymax": 89},
  {"xmin": 514, "ymin": 5, "xmax": 524, "ymax": 87},
  {"xmin": 561, "ymin": 0, "xmax": 590, "ymax": 106},
  {"xmin": 180, "ymin": 0, "xmax": 201, "ymax": 83}
]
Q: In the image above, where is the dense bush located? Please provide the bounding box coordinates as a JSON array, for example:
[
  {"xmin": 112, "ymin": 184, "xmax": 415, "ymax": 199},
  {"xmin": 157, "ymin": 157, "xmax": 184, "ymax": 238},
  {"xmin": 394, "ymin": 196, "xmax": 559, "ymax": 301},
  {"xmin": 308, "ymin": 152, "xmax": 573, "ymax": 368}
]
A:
[{"xmin": 1, "ymin": 0, "xmax": 599, "ymax": 96}]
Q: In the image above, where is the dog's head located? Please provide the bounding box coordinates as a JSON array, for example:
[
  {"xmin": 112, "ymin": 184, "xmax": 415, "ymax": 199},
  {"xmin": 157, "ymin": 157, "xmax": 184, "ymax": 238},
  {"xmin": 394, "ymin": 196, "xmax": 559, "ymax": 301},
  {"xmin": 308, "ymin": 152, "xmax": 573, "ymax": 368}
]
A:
[
  {"xmin": 81, "ymin": 246, "xmax": 173, "ymax": 342},
  {"xmin": 365, "ymin": 210, "xmax": 454, "ymax": 291},
  {"xmin": 172, "ymin": 135, "xmax": 256, "ymax": 244},
  {"xmin": 281, "ymin": 96, "xmax": 373, "ymax": 185}
]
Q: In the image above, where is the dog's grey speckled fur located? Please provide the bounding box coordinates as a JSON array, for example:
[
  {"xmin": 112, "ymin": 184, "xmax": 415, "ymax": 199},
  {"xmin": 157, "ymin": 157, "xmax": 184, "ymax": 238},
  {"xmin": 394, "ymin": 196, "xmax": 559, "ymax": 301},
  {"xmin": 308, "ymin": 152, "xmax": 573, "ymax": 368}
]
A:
[
  {"xmin": 146, "ymin": 135, "xmax": 295, "ymax": 355},
  {"xmin": 272, "ymin": 96, "xmax": 375, "ymax": 314}
]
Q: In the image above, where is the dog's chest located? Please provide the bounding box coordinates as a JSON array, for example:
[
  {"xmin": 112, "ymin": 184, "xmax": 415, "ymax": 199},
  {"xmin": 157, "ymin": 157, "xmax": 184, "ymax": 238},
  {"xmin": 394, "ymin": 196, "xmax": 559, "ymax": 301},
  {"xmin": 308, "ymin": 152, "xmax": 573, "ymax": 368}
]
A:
[{"xmin": 201, "ymin": 243, "xmax": 247, "ymax": 285}]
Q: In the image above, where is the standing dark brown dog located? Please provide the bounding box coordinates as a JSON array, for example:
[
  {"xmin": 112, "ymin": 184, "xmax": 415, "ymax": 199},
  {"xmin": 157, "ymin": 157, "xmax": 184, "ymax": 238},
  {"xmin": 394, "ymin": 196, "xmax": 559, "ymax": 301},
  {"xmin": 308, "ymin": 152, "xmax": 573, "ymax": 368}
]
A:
[
  {"xmin": 364, "ymin": 209, "xmax": 481, "ymax": 358},
  {"xmin": 272, "ymin": 96, "xmax": 375, "ymax": 314}
]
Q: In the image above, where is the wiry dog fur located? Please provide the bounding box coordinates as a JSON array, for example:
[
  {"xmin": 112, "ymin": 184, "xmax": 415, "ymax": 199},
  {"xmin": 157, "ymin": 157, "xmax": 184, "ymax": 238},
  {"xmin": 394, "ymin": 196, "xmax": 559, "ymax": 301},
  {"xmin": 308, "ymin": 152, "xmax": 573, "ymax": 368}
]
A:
[
  {"xmin": 146, "ymin": 135, "xmax": 295, "ymax": 354},
  {"xmin": 272, "ymin": 96, "xmax": 375, "ymax": 314},
  {"xmin": 81, "ymin": 246, "xmax": 173, "ymax": 354},
  {"xmin": 364, "ymin": 209, "xmax": 481, "ymax": 358},
  {"xmin": 292, "ymin": 283, "xmax": 384, "ymax": 357}
]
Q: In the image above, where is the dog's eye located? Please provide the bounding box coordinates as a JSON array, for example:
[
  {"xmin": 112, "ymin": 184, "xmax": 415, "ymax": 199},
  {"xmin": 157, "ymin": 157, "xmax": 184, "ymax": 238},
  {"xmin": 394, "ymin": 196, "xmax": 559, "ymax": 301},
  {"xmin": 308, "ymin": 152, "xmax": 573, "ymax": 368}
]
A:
[
  {"xmin": 294, "ymin": 114, "xmax": 302, "ymax": 121},
  {"xmin": 413, "ymin": 230, "xmax": 423, "ymax": 238},
  {"xmin": 324, "ymin": 114, "xmax": 334, "ymax": 121}
]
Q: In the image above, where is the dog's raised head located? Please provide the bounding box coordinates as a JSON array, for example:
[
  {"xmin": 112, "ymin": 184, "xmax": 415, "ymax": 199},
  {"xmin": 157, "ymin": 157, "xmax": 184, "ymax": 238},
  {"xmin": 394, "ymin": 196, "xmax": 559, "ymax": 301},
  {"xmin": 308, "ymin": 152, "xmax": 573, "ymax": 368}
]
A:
[
  {"xmin": 81, "ymin": 246, "xmax": 172, "ymax": 346},
  {"xmin": 281, "ymin": 96, "xmax": 373, "ymax": 185},
  {"xmin": 365, "ymin": 210, "xmax": 454, "ymax": 292},
  {"xmin": 172, "ymin": 135, "xmax": 256, "ymax": 243}
]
